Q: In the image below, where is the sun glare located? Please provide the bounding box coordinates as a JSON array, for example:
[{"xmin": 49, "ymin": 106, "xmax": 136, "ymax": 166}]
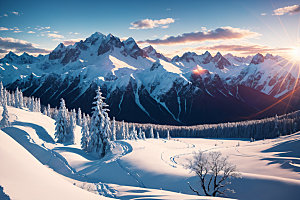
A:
[
  {"xmin": 193, "ymin": 65, "xmax": 207, "ymax": 75},
  {"xmin": 291, "ymin": 47, "xmax": 300, "ymax": 62}
]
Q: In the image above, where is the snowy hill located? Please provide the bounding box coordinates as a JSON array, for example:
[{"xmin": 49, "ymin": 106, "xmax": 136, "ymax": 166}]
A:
[
  {"xmin": 1, "ymin": 32, "xmax": 299, "ymax": 125},
  {"xmin": 1, "ymin": 105, "xmax": 300, "ymax": 199}
]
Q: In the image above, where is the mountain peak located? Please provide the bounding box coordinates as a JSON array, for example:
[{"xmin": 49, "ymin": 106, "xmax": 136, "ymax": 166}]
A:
[{"xmin": 250, "ymin": 53, "xmax": 264, "ymax": 65}]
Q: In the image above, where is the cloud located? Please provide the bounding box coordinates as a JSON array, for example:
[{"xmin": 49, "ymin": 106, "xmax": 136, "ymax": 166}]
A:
[
  {"xmin": 48, "ymin": 33, "xmax": 64, "ymax": 39},
  {"xmin": 273, "ymin": 5, "xmax": 300, "ymax": 16},
  {"xmin": 139, "ymin": 27, "xmax": 260, "ymax": 45},
  {"xmin": 0, "ymin": 27, "xmax": 9, "ymax": 31},
  {"xmin": 0, "ymin": 37, "xmax": 50, "ymax": 54},
  {"xmin": 195, "ymin": 44, "xmax": 291, "ymax": 55},
  {"xmin": 62, "ymin": 38, "xmax": 82, "ymax": 46},
  {"xmin": 261, "ymin": 13, "xmax": 267, "ymax": 16},
  {"xmin": 130, "ymin": 18, "xmax": 175, "ymax": 29},
  {"xmin": 27, "ymin": 31, "xmax": 35, "ymax": 34},
  {"xmin": 0, "ymin": 49, "xmax": 8, "ymax": 53},
  {"xmin": 3, "ymin": 14, "xmax": 8, "ymax": 17},
  {"xmin": 11, "ymin": 11, "xmax": 19, "ymax": 16},
  {"xmin": 35, "ymin": 26, "xmax": 51, "ymax": 31}
]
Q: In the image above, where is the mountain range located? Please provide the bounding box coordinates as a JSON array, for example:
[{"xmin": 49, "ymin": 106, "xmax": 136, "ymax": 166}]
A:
[{"xmin": 1, "ymin": 32, "xmax": 299, "ymax": 125}]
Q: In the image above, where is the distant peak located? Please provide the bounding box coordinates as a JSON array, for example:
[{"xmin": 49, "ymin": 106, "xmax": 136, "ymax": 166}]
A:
[
  {"xmin": 125, "ymin": 37, "xmax": 135, "ymax": 42},
  {"xmin": 214, "ymin": 52, "xmax": 222, "ymax": 57},
  {"xmin": 250, "ymin": 53, "xmax": 264, "ymax": 65},
  {"xmin": 90, "ymin": 32, "xmax": 105, "ymax": 38}
]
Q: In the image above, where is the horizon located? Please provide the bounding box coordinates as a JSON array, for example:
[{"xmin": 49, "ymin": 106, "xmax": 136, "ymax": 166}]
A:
[{"xmin": 0, "ymin": 0, "xmax": 300, "ymax": 59}]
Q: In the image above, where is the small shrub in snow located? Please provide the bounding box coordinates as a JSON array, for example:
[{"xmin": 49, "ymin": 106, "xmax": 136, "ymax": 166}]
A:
[{"xmin": 186, "ymin": 151, "xmax": 241, "ymax": 197}]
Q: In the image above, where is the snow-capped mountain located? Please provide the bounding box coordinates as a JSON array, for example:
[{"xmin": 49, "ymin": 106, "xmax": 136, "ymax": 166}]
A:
[{"xmin": 1, "ymin": 32, "xmax": 298, "ymax": 125}]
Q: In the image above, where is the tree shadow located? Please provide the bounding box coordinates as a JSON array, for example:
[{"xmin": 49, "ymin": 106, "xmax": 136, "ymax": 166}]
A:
[
  {"xmin": 261, "ymin": 137, "xmax": 300, "ymax": 173},
  {"xmin": 12, "ymin": 121, "xmax": 55, "ymax": 144},
  {"xmin": 53, "ymin": 146, "xmax": 97, "ymax": 161}
]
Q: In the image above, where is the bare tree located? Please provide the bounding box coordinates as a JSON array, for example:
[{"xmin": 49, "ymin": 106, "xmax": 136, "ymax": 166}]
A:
[{"xmin": 186, "ymin": 151, "xmax": 241, "ymax": 197}]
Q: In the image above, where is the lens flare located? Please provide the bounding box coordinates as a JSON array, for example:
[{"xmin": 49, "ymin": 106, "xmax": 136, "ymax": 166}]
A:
[
  {"xmin": 290, "ymin": 47, "xmax": 300, "ymax": 62},
  {"xmin": 193, "ymin": 65, "xmax": 207, "ymax": 75}
]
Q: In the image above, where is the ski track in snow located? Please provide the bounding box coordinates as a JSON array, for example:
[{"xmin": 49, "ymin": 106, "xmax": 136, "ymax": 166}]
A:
[{"xmin": 115, "ymin": 141, "xmax": 146, "ymax": 188}]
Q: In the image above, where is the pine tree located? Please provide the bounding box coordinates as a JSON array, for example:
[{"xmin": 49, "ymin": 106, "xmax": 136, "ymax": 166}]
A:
[
  {"xmin": 77, "ymin": 108, "xmax": 82, "ymax": 126},
  {"xmin": 167, "ymin": 130, "xmax": 171, "ymax": 140},
  {"xmin": 126, "ymin": 123, "xmax": 129, "ymax": 139},
  {"xmin": 103, "ymin": 112, "xmax": 112, "ymax": 151},
  {"xmin": 121, "ymin": 120, "xmax": 126, "ymax": 139},
  {"xmin": 14, "ymin": 88, "xmax": 19, "ymax": 108},
  {"xmin": 150, "ymin": 126, "xmax": 154, "ymax": 138},
  {"xmin": 81, "ymin": 115, "xmax": 89, "ymax": 150},
  {"xmin": 138, "ymin": 127, "xmax": 143, "ymax": 139},
  {"xmin": 11, "ymin": 92, "xmax": 15, "ymax": 107},
  {"xmin": 142, "ymin": 131, "xmax": 146, "ymax": 140},
  {"xmin": 156, "ymin": 131, "xmax": 160, "ymax": 139},
  {"xmin": 111, "ymin": 117, "xmax": 116, "ymax": 141},
  {"xmin": 47, "ymin": 104, "xmax": 51, "ymax": 117},
  {"xmin": 68, "ymin": 109, "xmax": 76, "ymax": 144},
  {"xmin": 1, "ymin": 100, "xmax": 10, "ymax": 128},
  {"xmin": 0, "ymin": 82, "xmax": 4, "ymax": 104},
  {"xmin": 18, "ymin": 89, "xmax": 23, "ymax": 109},
  {"xmin": 88, "ymin": 86, "xmax": 111, "ymax": 157},
  {"xmin": 130, "ymin": 125, "xmax": 138, "ymax": 140},
  {"xmin": 52, "ymin": 107, "xmax": 59, "ymax": 120},
  {"xmin": 6, "ymin": 91, "xmax": 11, "ymax": 106},
  {"xmin": 43, "ymin": 107, "xmax": 47, "ymax": 115},
  {"xmin": 54, "ymin": 99, "xmax": 69, "ymax": 143}
]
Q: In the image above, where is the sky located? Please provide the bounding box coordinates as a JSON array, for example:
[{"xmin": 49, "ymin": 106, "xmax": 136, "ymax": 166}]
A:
[{"xmin": 0, "ymin": 0, "xmax": 300, "ymax": 58}]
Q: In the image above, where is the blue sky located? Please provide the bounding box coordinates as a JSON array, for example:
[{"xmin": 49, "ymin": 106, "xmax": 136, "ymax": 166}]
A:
[{"xmin": 0, "ymin": 0, "xmax": 300, "ymax": 58}]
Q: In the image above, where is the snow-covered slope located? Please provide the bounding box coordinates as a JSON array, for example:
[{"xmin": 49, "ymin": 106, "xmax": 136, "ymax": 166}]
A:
[
  {"xmin": 0, "ymin": 130, "xmax": 111, "ymax": 200},
  {"xmin": 1, "ymin": 106, "xmax": 300, "ymax": 199},
  {"xmin": 1, "ymin": 106, "xmax": 230, "ymax": 200}
]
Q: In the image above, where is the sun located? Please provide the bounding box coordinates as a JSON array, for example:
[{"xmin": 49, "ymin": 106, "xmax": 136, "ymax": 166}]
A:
[{"xmin": 290, "ymin": 46, "xmax": 300, "ymax": 62}]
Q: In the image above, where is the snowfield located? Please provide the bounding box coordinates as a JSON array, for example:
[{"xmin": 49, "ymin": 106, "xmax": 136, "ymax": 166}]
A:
[{"xmin": 1, "ymin": 106, "xmax": 300, "ymax": 199}]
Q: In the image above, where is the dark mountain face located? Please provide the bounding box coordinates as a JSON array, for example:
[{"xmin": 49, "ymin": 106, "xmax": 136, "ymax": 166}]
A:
[{"xmin": 7, "ymin": 70, "xmax": 289, "ymax": 125}]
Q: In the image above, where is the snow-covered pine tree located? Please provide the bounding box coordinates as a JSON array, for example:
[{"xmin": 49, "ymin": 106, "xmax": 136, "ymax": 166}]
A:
[
  {"xmin": 111, "ymin": 117, "xmax": 116, "ymax": 141},
  {"xmin": 43, "ymin": 107, "xmax": 47, "ymax": 115},
  {"xmin": 37, "ymin": 98, "xmax": 41, "ymax": 112},
  {"xmin": 130, "ymin": 125, "xmax": 138, "ymax": 140},
  {"xmin": 68, "ymin": 109, "xmax": 76, "ymax": 144},
  {"xmin": 121, "ymin": 120, "xmax": 126, "ymax": 139},
  {"xmin": 14, "ymin": 88, "xmax": 19, "ymax": 108},
  {"xmin": 167, "ymin": 130, "xmax": 171, "ymax": 140},
  {"xmin": 150, "ymin": 126, "xmax": 154, "ymax": 138},
  {"xmin": 29, "ymin": 97, "xmax": 34, "ymax": 112},
  {"xmin": 142, "ymin": 131, "xmax": 146, "ymax": 140},
  {"xmin": 18, "ymin": 89, "xmax": 23, "ymax": 109},
  {"xmin": 88, "ymin": 86, "xmax": 111, "ymax": 157},
  {"xmin": 156, "ymin": 131, "xmax": 160, "ymax": 139},
  {"xmin": 126, "ymin": 123, "xmax": 129, "ymax": 139},
  {"xmin": 0, "ymin": 82, "xmax": 3, "ymax": 104},
  {"xmin": 81, "ymin": 115, "xmax": 89, "ymax": 150},
  {"xmin": 47, "ymin": 104, "xmax": 51, "ymax": 117},
  {"xmin": 54, "ymin": 98, "xmax": 69, "ymax": 143},
  {"xmin": 6, "ymin": 91, "xmax": 11, "ymax": 106},
  {"xmin": 1, "ymin": 100, "xmax": 10, "ymax": 128},
  {"xmin": 103, "ymin": 112, "xmax": 112, "ymax": 151},
  {"xmin": 34, "ymin": 98, "xmax": 39, "ymax": 112},
  {"xmin": 77, "ymin": 108, "xmax": 82, "ymax": 126},
  {"xmin": 11, "ymin": 92, "xmax": 15, "ymax": 107},
  {"xmin": 138, "ymin": 127, "xmax": 143, "ymax": 139},
  {"xmin": 52, "ymin": 107, "xmax": 58, "ymax": 120}
]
